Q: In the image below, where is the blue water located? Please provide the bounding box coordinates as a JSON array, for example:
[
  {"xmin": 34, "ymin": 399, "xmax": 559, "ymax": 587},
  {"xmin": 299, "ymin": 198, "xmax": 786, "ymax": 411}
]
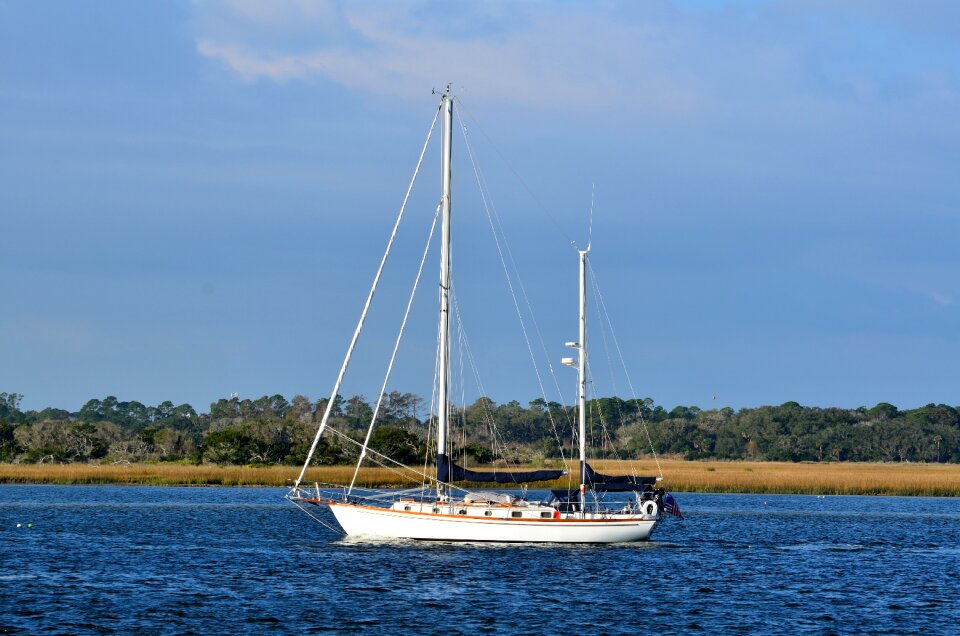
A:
[{"xmin": 1, "ymin": 487, "xmax": 959, "ymax": 634}]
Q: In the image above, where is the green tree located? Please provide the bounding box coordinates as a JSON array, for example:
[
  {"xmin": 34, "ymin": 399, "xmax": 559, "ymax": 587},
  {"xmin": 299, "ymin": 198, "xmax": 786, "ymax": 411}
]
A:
[
  {"xmin": 867, "ymin": 402, "xmax": 899, "ymax": 420},
  {"xmin": 0, "ymin": 421, "xmax": 21, "ymax": 460},
  {"xmin": 368, "ymin": 426, "xmax": 424, "ymax": 464},
  {"xmin": 0, "ymin": 392, "xmax": 24, "ymax": 423},
  {"xmin": 345, "ymin": 395, "xmax": 373, "ymax": 428}
]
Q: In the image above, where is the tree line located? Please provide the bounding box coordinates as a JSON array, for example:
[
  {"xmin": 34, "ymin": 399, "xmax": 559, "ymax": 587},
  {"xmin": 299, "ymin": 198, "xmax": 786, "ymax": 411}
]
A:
[{"xmin": 1, "ymin": 391, "xmax": 958, "ymax": 466}]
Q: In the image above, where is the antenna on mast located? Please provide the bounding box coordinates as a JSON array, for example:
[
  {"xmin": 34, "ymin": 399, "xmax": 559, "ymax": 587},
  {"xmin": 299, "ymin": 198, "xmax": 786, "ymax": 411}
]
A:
[
  {"xmin": 570, "ymin": 184, "xmax": 596, "ymax": 253},
  {"xmin": 587, "ymin": 183, "xmax": 595, "ymax": 252}
]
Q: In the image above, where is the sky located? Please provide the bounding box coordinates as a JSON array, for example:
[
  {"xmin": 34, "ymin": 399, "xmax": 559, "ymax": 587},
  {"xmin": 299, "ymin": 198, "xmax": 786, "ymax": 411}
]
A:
[{"xmin": 2, "ymin": 0, "xmax": 959, "ymax": 414}]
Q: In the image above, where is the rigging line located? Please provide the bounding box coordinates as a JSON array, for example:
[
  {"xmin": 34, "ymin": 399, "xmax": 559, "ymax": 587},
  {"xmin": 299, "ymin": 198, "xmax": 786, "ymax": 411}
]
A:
[
  {"xmin": 588, "ymin": 260, "xmax": 663, "ymax": 480},
  {"xmin": 474, "ymin": 140, "xmax": 576, "ymax": 432},
  {"xmin": 452, "ymin": 296, "xmax": 464, "ymax": 466},
  {"xmin": 588, "ymin": 271, "xmax": 630, "ymax": 466},
  {"xmin": 420, "ymin": 418, "xmax": 433, "ymax": 499},
  {"xmin": 453, "ymin": 96, "xmax": 575, "ymax": 248},
  {"xmin": 469, "ymin": 129, "xmax": 578, "ymax": 435},
  {"xmin": 590, "ymin": 266, "xmax": 621, "ymax": 397},
  {"xmin": 347, "ymin": 201, "xmax": 442, "ymax": 496},
  {"xmin": 456, "ymin": 109, "xmax": 571, "ymax": 464},
  {"xmin": 590, "ymin": 322, "xmax": 645, "ymax": 480},
  {"xmin": 588, "ymin": 277, "xmax": 643, "ymax": 479},
  {"xmin": 457, "ymin": 298, "xmax": 533, "ymax": 471},
  {"xmin": 588, "ymin": 263, "xmax": 651, "ymax": 478},
  {"xmin": 456, "ymin": 298, "xmax": 468, "ymax": 468},
  {"xmin": 330, "ymin": 411, "xmax": 476, "ymax": 494},
  {"xmin": 311, "ymin": 417, "xmax": 436, "ymax": 486},
  {"xmin": 450, "ymin": 291, "xmax": 526, "ymax": 469},
  {"xmin": 421, "ymin": 408, "xmax": 435, "ymax": 499},
  {"xmin": 290, "ymin": 500, "xmax": 346, "ymax": 535},
  {"xmin": 422, "ymin": 303, "xmax": 443, "ymax": 497},
  {"xmin": 585, "ymin": 362, "xmax": 597, "ymax": 456},
  {"xmin": 294, "ymin": 103, "xmax": 443, "ymax": 491},
  {"xmin": 451, "ymin": 295, "xmax": 507, "ymax": 464},
  {"xmin": 451, "ymin": 292, "xmax": 516, "ymax": 467},
  {"xmin": 586, "ymin": 357, "xmax": 627, "ymax": 465},
  {"xmin": 325, "ymin": 425, "xmax": 437, "ymax": 485},
  {"xmin": 359, "ymin": 487, "xmax": 429, "ymax": 500},
  {"xmin": 482, "ymin": 188, "xmax": 574, "ymax": 462},
  {"xmin": 453, "ymin": 111, "xmax": 573, "ymax": 490},
  {"xmin": 438, "ymin": 224, "xmax": 454, "ymax": 464}
]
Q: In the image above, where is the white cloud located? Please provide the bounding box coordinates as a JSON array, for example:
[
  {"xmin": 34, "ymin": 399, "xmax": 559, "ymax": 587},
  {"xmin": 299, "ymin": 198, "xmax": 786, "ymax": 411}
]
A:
[
  {"xmin": 192, "ymin": 0, "xmax": 357, "ymax": 43},
  {"xmin": 191, "ymin": 0, "xmax": 959, "ymax": 129},
  {"xmin": 189, "ymin": 0, "xmax": 960, "ymax": 202},
  {"xmin": 196, "ymin": 40, "xmax": 312, "ymax": 82},
  {"xmin": 190, "ymin": 1, "xmax": 757, "ymax": 117}
]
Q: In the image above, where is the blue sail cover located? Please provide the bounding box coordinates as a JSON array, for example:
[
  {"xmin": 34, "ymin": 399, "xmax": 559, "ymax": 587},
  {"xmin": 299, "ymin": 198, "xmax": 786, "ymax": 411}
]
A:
[
  {"xmin": 583, "ymin": 462, "xmax": 658, "ymax": 492},
  {"xmin": 437, "ymin": 454, "xmax": 565, "ymax": 484}
]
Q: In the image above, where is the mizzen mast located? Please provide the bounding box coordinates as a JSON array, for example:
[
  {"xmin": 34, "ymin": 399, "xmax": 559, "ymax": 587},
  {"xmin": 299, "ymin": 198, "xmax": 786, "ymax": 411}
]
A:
[
  {"xmin": 563, "ymin": 247, "xmax": 589, "ymax": 507},
  {"xmin": 577, "ymin": 248, "xmax": 588, "ymax": 504}
]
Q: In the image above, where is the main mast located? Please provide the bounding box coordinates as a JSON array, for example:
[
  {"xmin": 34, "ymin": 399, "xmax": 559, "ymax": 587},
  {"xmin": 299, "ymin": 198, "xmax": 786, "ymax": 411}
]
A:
[{"xmin": 436, "ymin": 87, "xmax": 453, "ymax": 495}]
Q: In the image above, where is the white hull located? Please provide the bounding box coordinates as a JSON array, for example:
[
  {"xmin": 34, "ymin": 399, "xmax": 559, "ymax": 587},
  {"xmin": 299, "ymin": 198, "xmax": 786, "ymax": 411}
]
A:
[{"xmin": 327, "ymin": 503, "xmax": 658, "ymax": 543}]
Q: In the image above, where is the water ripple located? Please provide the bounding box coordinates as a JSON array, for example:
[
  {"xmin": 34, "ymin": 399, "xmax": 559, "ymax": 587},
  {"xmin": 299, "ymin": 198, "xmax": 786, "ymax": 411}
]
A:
[{"xmin": 2, "ymin": 486, "xmax": 959, "ymax": 634}]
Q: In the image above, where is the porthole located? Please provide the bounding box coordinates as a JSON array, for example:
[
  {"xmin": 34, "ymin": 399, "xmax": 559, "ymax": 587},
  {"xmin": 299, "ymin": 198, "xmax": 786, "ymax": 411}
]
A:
[
  {"xmin": 511, "ymin": 511, "xmax": 522, "ymax": 518},
  {"xmin": 540, "ymin": 511, "xmax": 552, "ymax": 518},
  {"xmin": 458, "ymin": 509, "xmax": 467, "ymax": 515},
  {"xmin": 432, "ymin": 507, "xmax": 440, "ymax": 513},
  {"xmin": 484, "ymin": 510, "xmax": 493, "ymax": 516},
  {"xmin": 404, "ymin": 506, "xmax": 411, "ymax": 511}
]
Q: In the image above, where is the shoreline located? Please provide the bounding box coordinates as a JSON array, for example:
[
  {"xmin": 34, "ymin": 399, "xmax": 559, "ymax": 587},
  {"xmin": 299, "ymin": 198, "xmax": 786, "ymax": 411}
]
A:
[{"xmin": 2, "ymin": 460, "xmax": 960, "ymax": 496}]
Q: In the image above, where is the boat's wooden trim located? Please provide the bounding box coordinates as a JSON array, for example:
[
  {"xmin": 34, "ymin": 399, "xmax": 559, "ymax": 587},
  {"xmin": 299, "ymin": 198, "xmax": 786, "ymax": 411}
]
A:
[{"xmin": 295, "ymin": 498, "xmax": 338, "ymax": 506}]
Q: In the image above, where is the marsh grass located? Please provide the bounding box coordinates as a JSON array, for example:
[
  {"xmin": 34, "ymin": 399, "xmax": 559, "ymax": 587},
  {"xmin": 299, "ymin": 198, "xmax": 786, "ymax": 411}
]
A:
[
  {"xmin": 2, "ymin": 460, "xmax": 959, "ymax": 496},
  {"xmin": 0, "ymin": 463, "xmax": 408, "ymax": 488}
]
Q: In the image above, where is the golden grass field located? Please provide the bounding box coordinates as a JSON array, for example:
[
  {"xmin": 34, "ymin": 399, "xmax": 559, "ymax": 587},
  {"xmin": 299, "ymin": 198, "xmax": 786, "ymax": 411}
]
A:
[{"xmin": 2, "ymin": 459, "xmax": 960, "ymax": 496}]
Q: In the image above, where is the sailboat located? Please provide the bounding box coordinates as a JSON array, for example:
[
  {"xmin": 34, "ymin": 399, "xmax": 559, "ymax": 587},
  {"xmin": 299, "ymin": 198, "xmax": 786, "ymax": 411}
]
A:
[{"xmin": 287, "ymin": 87, "xmax": 676, "ymax": 542}]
